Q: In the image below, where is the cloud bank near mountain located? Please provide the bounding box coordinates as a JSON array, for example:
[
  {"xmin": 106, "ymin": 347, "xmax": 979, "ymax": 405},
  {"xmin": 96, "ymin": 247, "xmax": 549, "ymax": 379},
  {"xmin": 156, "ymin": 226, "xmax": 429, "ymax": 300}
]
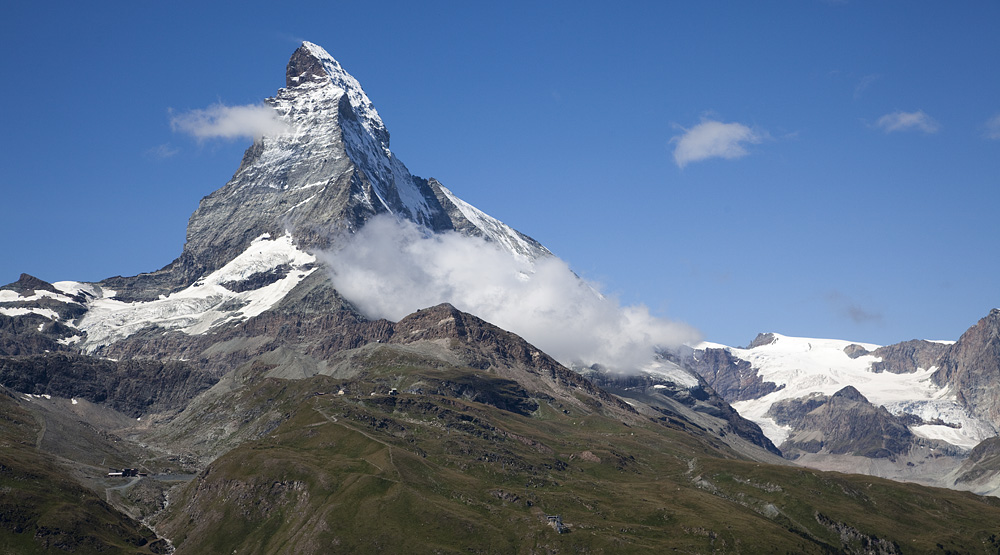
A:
[{"xmin": 319, "ymin": 215, "xmax": 700, "ymax": 374}]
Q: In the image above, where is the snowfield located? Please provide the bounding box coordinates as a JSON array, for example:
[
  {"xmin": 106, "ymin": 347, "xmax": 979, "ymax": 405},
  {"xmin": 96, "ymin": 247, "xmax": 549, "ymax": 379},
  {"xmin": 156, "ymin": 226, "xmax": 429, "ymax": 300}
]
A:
[
  {"xmin": 695, "ymin": 334, "xmax": 990, "ymax": 449},
  {"xmin": 75, "ymin": 233, "xmax": 316, "ymax": 352}
]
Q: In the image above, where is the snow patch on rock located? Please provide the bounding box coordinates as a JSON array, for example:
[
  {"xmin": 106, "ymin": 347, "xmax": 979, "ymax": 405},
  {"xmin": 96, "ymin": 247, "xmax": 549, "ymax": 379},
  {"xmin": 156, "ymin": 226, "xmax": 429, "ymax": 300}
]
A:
[{"xmin": 76, "ymin": 234, "xmax": 316, "ymax": 352}]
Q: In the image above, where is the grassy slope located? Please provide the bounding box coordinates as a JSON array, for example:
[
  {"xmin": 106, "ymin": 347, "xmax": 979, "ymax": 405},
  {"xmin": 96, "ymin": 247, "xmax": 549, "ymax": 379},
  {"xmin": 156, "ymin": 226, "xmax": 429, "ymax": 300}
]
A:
[
  {"xmin": 156, "ymin": 358, "xmax": 1000, "ymax": 554},
  {"xmin": 0, "ymin": 390, "xmax": 167, "ymax": 555}
]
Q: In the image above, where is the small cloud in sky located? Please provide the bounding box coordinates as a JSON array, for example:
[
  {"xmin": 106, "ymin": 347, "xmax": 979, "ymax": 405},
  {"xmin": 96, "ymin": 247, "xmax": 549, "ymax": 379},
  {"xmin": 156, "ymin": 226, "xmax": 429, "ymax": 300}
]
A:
[
  {"xmin": 170, "ymin": 103, "xmax": 290, "ymax": 141},
  {"xmin": 853, "ymin": 74, "xmax": 880, "ymax": 99},
  {"xmin": 670, "ymin": 119, "xmax": 766, "ymax": 168},
  {"xmin": 145, "ymin": 143, "xmax": 179, "ymax": 159},
  {"xmin": 318, "ymin": 215, "xmax": 701, "ymax": 374},
  {"xmin": 874, "ymin": 110, "xmax": 939, "ymax": 134},
  {"xmin": 983, "ymin": 114, "xmax": 1000, "ymax": 140},
  {"xmin": 826, "ymin": 291, "xmax": 883, "ymax": 325}
]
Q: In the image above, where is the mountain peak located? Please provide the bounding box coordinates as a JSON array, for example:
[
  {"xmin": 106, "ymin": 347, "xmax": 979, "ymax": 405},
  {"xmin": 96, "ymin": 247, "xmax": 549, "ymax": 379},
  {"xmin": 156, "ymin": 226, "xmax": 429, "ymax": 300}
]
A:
[
  {"xmin": 284, "ymin": 41, "xmax": 389, "ymax": 150},
  {"xmin": 831, "ymin": 385, "xmax": 867, "ymax": 403},
  {"xmin": 285, "ymin": 41, "xmax": 339, "ymax": 87}
]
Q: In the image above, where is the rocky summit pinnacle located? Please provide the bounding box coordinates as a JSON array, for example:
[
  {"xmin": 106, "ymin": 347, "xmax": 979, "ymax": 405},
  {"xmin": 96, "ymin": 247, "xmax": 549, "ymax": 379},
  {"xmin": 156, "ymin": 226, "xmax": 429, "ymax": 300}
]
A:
[
  {"xmin": 100, "ymin": 41, "xmax": 549, "ymax": 304},
  {"xmin": 285, "ymin": 41, "xmax": 389, "ymax": 150},
  {"xmin": 6, "ymin": 41, "xmax": 551, "ymax": 357}
]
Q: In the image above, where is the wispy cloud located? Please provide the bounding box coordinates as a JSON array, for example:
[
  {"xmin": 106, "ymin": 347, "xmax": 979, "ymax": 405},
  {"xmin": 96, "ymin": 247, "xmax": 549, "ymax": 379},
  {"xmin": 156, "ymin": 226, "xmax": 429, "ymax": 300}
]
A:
[
  {"xmin": 826, "ymin": 291, "xmax": 883, "ymax": 324},
  {"xmin": 170, "ymin": 103, "xmax": 290, "ymax": 141},
  {"xmin": 874, "ymin": 110, "xmax": 939, "ymax": 134},
  {"xmin": 853, "ymin": 74, "xmax": 880, "ymax": 99},
  {"xmin": 983, "ymin": 114, "xmax": 1000, "ymax": 140},
  {"xmin": 670, "ymin": 119, "xmax": 766, "ymax": 168},
  {"xmin": 145, "ymin": 143, "xmax": 179, "ymax": 159},
  {"xmin": 319, "ymin": 215, "xmax": 701, "ymax": 374}
]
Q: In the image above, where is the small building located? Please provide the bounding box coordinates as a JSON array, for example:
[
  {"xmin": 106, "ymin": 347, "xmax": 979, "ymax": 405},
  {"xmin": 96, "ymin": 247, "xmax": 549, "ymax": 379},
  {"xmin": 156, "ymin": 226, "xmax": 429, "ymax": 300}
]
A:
[{"xmin": 108, "ymin": 468, "xmax": 146, "ymax": 477}]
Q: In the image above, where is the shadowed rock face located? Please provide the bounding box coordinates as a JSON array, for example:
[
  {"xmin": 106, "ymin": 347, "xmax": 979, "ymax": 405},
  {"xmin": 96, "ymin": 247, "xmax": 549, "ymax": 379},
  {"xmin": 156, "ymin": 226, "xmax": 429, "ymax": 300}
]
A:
[
  {"xmin": 681, "ymin": 346, "xmax": 783, "ymax": 403},
  {"xmin": 0, "ymin": 353, "xmax": 217, "ymax": 418},
  {"xmin": 953, "ymin": 436, "xmax": 1000, "ymax": 486},
  {"xmin": 932, "ymin": 309, "xmax": 1000, "ymax": 430},
  {"xmin": 767, "ymin": 386, "xmax": 914, "ymax": 460}
]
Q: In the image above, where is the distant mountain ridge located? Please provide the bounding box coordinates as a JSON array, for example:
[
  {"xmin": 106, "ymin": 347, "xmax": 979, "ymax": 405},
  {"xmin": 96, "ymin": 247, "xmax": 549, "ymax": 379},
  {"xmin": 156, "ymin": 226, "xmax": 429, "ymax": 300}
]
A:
[{"xmin": 685, "ymin": 310, "xmax": 1000, "ymax": 494}]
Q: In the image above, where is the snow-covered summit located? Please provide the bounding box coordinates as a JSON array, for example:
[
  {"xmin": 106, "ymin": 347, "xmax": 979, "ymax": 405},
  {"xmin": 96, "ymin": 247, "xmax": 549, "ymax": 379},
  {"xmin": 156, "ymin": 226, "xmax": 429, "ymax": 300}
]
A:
[
  {"xmin": 289, "ymin": 41, "xmax": 389, "ymax": 152},
  {"xmin": 165, "ymin": 40, "xmax": 549, "ymax": 297},
  {"xmin": 13, "ymin": 42, "xmax": 551, "ymax": 353}
]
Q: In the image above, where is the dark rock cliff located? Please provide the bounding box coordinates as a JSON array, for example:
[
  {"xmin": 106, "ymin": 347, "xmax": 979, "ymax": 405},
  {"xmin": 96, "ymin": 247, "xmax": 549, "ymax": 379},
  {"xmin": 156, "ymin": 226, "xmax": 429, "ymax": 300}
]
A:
[{"xmin": 0, "ymin": 353, "xmax": 217, "ymax": 417}]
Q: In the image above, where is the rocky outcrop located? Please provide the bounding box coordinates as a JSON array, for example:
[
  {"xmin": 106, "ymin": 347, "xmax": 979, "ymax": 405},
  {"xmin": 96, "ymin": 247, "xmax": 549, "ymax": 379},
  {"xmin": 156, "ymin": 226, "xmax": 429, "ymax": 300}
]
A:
[
  {"xmin": 0, "ymin": 274, "xmax": 88, "ymax": 355},
  {"xmin": 585, "ymin": 371, "xmax": 781, "ymax": 458},
  {"xmin": 0, "ymin": 314, "xmax": 75, "ymax": 356},
  {"xmin": 952, "ymin": 436, "xmax": 1000, "ymax": 487},
  {"xmin": 682, "ymin": 346, "xmax": 782, "ymax": 402},
  {"xmin": 388, "ymin": 303, "xmax": 633, "ymax": 416},
  {"xmin": 2, "ymin": 273, "xmax": 61, "ymax": 297},
  {"xmin": 747, "ymin": 332, "xmax": 778, "ymax": 349},
  {"xmin": 932, "ymin": 309, "xmax": 1000, "ymax": 428},
  {"xmin": 870, "ymin": 339, "xmax": 949, "ymax": 374},
  {"xmin": 843, "ymin": 343, "xmax": 870, "ymax": 359},
  {"xmin": 767, "ymin": 386, "xmax": 914, "ymax": 459}
]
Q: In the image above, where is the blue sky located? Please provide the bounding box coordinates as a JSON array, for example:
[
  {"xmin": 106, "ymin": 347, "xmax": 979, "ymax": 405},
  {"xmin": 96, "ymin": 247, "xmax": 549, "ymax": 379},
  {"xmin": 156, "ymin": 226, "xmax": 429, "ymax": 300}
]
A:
[{"xmin": 2, "ymin": 1, "xmax": 998, "ymax": 347}]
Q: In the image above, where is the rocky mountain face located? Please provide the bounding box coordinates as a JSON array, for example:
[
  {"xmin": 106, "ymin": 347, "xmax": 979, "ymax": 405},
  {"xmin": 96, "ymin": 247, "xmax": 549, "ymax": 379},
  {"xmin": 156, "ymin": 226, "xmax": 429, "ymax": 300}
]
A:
[
  {"xmin": 0, "ymin": 274, "xmax": 88, "ymax": 355},
  {"xmin": 869, "ymin": 340, "xmax": 951, "ymax": 374},
  {"xmin": 933, "ymin": 309, "xmax": 1000, "ymax": 427},
  {"xmin": 585, "ymin": 370, "xmax": 783, "ymax": 459},
  {"xmin": 678, "ymin": 344, "xmax": 783, "ymax": 402},
  {"xmin": 951, "ymin": 436, "xmax": 1000, "ymax": 494},
  {"xmin": 766, "ymin": 386, "xmax": 915, "ymax": 459},
  {"xmin": 683, "ymin": 315, "xmax": 1000, "ymax": 494},
  {"xmin": 0, "ymin": 353, "xmax": 216, "ymax": 418},
  {"xmin": 100, "ymin": 42, "xmax": 548, "ymax": 305}
]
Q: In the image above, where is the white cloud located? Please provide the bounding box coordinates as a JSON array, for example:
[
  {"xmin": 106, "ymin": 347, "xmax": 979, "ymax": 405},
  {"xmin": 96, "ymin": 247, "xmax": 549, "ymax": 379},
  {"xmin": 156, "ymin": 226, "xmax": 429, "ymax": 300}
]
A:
[
  {"xmin": 983, "ymin": 114, "xmax": 1000, "ymax": 140},
  {"xmin": 875, "ymin": 110, "xmax": 939, "ymax": 134},
  {"xmin": 170, "ymin": 103, "xmax": 290, "ymax": 141},
  {"xmin": 318, "ymin": 215, "xmax": 701, "ymax": 374},
  {"xmin": 671, "ymin": 119, "xmax": 765, "ymax": 168}
]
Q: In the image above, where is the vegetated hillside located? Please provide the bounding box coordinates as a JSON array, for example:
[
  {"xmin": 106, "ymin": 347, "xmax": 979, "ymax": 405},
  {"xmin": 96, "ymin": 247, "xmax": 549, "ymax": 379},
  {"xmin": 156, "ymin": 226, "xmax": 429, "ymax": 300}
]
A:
[
  {"xmin": 151, "ymin": 335, "xmax": 1000, "ymax": 553},
  {"xmin": 0, "ymin": 388, "xmax": 167, "ymax": 554}
]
